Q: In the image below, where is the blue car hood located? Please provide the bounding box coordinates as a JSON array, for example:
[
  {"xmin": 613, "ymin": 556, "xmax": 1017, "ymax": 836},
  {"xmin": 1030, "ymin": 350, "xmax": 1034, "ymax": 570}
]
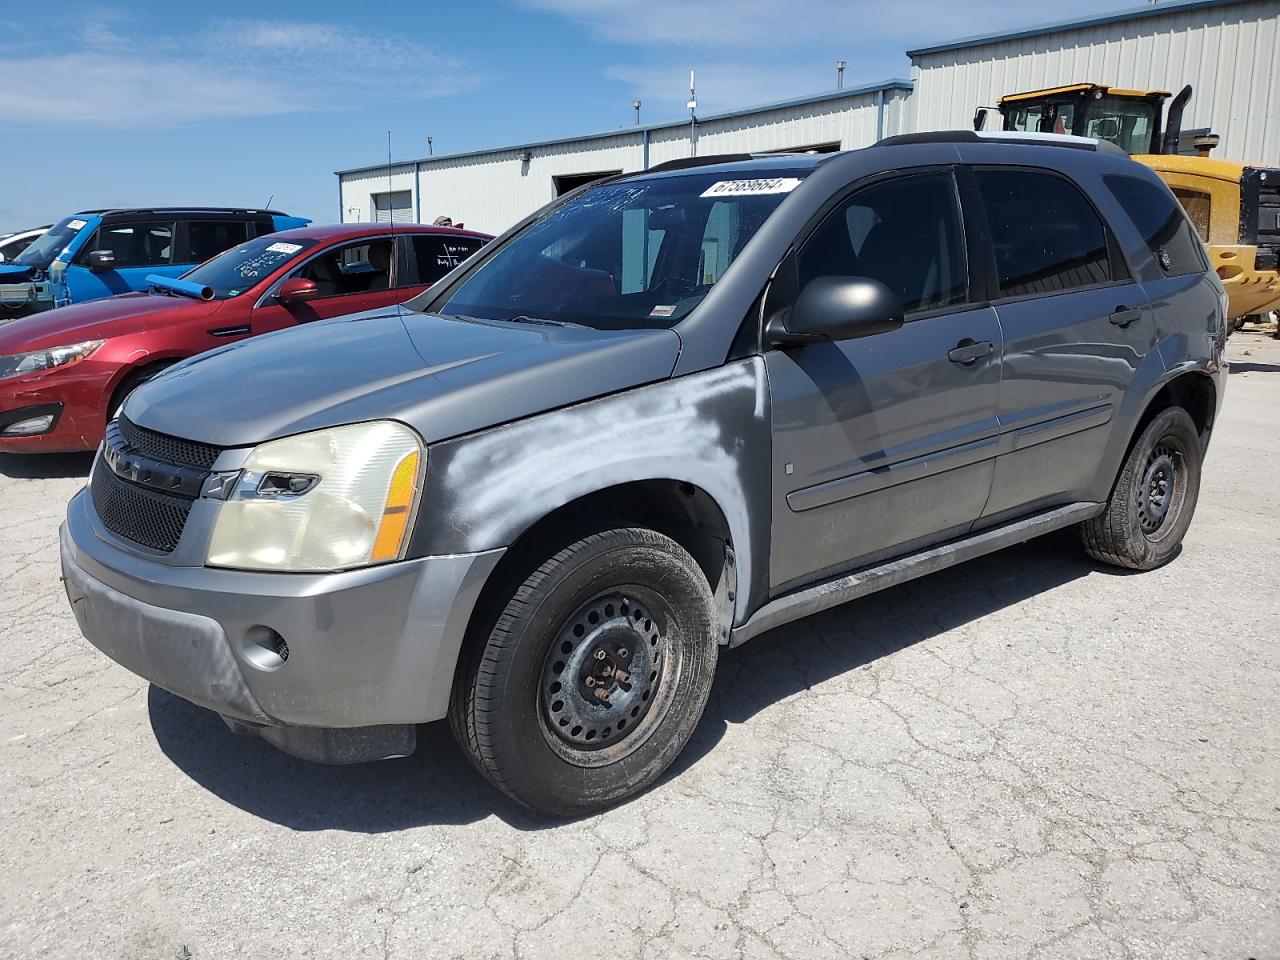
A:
[
  {"xmin": 125, "ymin": 307, "xmax": 682, "ymax": 447},
  {"xmin": 0, "ymin": 264, "xmax": 36, "ymax": 281}
]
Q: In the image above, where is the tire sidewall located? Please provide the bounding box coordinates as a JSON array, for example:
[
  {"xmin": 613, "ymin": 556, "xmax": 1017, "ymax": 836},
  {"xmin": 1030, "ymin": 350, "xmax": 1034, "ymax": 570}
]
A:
[{"xmin": 1118, "ymin": 407, "xmax": 1203, "ymax": 568}]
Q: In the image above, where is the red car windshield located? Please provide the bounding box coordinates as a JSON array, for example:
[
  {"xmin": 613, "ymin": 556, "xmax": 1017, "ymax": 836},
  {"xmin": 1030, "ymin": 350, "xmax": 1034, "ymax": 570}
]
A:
[{"xmin": 181, "ymin": 236, "xmax": 320, "ymax": 299}]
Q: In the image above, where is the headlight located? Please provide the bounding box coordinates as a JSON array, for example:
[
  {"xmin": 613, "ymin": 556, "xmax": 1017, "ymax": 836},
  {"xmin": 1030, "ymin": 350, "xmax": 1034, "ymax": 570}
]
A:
[
  {"xmin": 206, "ymin": 421, "xmax": 424, "ymax": 572},
  {"xmin": 0, "ymin": 339, "xmax": 104, "ymax": 381}
]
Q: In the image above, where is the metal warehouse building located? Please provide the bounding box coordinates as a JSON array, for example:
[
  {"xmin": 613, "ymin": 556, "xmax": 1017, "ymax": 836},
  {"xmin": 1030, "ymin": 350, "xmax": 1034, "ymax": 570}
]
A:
[
  {"xmin": 337, "ymin": 81, "xmax": 913, "ymax": 234},
  {"xmin": 337, "ymin": 0, "xmax": 1278, "ymax": 233},
  {"xmin": 908, "ymin": 0, "xmax": 1279, "ymax": 163}
]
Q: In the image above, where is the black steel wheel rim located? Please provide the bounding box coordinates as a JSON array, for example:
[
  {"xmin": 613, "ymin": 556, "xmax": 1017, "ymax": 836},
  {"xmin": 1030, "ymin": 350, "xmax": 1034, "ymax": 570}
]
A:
[
  {"xmin": 1137, "ymin": 441, "xmax": 1185, "ymax": 539},
  {"xmin": 539, "ymin": 588, "xmax": 677, "ymax": 765}
]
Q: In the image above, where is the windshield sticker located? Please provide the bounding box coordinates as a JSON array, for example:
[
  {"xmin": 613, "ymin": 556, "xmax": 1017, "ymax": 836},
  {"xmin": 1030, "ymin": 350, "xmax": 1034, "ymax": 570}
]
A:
[
  {"xmin": 265, "ymin": 241, "xmax": 303, "ymax": 255},
  {"xmin": 699, "ymin": 178, "xmax": 802, "ymax": 198},
  {"xmin": 649, "ymin": 304, "xmax": 677, "ymax": 318},
  {"xmin": 67, "ymin": 219, "xmax": 88, "ymax": 230}
]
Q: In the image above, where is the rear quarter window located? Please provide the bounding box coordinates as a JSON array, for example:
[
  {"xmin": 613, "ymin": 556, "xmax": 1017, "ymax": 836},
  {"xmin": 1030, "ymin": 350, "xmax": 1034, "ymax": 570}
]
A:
[{"xmin": 1105, "ymin": 175, "xmax": 1209, "ymax": 277}]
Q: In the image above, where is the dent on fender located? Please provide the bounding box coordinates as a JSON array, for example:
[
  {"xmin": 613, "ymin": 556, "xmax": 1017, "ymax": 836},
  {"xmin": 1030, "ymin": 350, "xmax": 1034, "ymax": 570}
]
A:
[{"xmin": 418, "ymin": 357, "xmax": 771, "ymax": 624}]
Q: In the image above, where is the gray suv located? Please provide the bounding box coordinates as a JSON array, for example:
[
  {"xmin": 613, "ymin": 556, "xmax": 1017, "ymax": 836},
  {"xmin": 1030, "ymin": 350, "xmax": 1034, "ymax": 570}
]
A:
[{"xmin": 61, "ymin": 133, "xmax": 1227, "ymax": 816}]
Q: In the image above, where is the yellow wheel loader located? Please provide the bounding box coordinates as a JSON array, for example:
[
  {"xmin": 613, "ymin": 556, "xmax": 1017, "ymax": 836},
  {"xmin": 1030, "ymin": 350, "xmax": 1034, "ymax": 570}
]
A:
[{"xmin": 975, "ymin": 83, "xmax": 1280, "ymax": 328}]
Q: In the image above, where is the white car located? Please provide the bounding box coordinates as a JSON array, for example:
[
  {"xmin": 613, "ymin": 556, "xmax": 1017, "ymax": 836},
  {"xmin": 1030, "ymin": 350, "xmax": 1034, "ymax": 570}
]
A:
[{"xmin": 0, "ymin": 226, "xmax": 50, "ymax": 263}]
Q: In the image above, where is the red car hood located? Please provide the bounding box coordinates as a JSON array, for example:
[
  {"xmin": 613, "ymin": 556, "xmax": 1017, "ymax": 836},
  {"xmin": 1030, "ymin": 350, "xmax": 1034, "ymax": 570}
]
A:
[{"xmin": 0, "ymin": 292, "xmax": 223, "ymax": 353}]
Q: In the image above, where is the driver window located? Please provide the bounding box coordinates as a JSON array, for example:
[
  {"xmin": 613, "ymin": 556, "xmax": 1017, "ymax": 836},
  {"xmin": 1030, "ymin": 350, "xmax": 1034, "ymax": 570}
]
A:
[
  {"xmin": 84, "ymin": 222, "xmax": 175, "ymax": 268},
  {"xmin": 797, "ymin": 173, "xmax": 968, "ymax": 315},
  {"xmin": 297, "ymin": 239, "xmax": 393, "ymax": 298}
]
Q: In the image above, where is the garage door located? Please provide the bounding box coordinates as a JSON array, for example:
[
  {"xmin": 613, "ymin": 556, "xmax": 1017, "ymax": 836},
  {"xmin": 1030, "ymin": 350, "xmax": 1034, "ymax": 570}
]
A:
[{"xmin": 373, "ymin": 190, "xmax": 413, "ymax": 224}]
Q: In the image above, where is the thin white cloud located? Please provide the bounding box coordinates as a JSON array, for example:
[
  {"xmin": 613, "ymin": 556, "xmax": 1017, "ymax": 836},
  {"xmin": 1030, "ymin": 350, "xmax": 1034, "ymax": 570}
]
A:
[{"xmin": 0, "ymin": 15, "xmax": 479, "ymax": 129}]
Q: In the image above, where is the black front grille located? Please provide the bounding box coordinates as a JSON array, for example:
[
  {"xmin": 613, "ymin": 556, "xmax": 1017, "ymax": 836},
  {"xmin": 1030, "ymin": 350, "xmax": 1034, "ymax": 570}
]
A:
[
  {"xmin": 118, "ymin": 414, "xmax": 221, "ymax": 469},
  {"xmin": 90, "ymin": 458, "xmax": 194, "ymax": 553},
  {"xmin": 1255, "ymin": 184, "xmax": 1280, "ymax": 271}
]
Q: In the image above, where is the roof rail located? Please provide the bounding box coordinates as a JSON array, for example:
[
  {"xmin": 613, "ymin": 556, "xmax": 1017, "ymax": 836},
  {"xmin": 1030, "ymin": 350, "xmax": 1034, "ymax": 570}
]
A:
[
  {"xmin": 875, "ymin": 130, "xmax": 1128, "ymax": 156},
  {"xmin": 75, "ymin": 207, "xmax": 288, "ymax": 217},
  {"xmin": 646, "ymin": 154, "xmax": 754, "ymax": 173}
]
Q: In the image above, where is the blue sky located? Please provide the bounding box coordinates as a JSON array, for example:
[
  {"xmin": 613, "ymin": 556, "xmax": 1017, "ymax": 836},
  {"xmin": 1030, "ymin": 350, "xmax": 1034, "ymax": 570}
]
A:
[{"xmin": 0, "ymin": 0, "xmax": 1130, "ymax": 230}]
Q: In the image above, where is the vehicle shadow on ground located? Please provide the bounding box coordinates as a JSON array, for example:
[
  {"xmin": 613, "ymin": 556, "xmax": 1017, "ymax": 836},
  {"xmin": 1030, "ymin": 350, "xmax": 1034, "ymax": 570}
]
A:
[
  {"xmin": 149, "ymin": 529, "xmax": 1105, "ymax": 832},
  {"xmin": 0, "ymin": 451, "xmax": 93, "ymax": 479},
  {"xmin": 1228, "ymin": 362, "xmax": 1280, "ymax": 374}
]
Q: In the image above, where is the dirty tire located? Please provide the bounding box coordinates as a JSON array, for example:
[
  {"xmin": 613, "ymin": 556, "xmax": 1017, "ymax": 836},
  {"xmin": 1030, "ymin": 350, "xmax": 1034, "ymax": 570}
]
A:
[
  {"xmin": 449, "ymin": 528, "xmax": 718, "ymax": 817},
  {"xmin": 1082, "ymin": 407, "xmax": 1202, "ymax": 570}
]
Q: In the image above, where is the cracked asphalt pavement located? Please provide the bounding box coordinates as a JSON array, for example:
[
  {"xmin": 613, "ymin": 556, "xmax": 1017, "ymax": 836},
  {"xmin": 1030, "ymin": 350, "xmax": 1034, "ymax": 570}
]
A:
[{"xmin": 2, "ymin": 333, "xmax": 1278, "ymax": 960}]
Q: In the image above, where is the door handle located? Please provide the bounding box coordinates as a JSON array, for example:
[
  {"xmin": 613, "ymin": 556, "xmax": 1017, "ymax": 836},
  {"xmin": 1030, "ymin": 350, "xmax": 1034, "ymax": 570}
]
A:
[
  {"xmin": 1109, "ymin": 306, "xmax": 1142, "ymax": 328},
  {"xmin": 947, "ymin": 338, "xmax": 994, "ymax": 365}
]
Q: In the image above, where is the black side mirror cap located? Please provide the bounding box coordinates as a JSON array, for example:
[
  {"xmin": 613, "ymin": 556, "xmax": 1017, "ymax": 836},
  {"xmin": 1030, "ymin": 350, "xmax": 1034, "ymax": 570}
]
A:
[
  {"xmin": 768, "ymin": 276, "xmax": 905, "ymax": 345},
  {"xmin": 86, "ymin": 250, "xmax": 116, "ymax": 272}
]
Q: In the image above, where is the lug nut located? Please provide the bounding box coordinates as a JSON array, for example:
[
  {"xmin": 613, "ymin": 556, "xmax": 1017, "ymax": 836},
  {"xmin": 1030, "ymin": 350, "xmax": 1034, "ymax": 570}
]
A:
[
  {"xmin": 594, "ymin": 688, "xmax": 610, "ymax": 702},
  {"xmin": 616, "ymin": 647, "xmax": 628, "ymax": 658},
  {"xmin": 614, "ymin": 669, "xmax": 631, "ymax": 684},
  {"xmin": 585, "ymin": 676, "xmax": 596, "ymax": 687},
  {"xmin": 593, "ymin": 649, "xmax": 607, "ymax": 661}
]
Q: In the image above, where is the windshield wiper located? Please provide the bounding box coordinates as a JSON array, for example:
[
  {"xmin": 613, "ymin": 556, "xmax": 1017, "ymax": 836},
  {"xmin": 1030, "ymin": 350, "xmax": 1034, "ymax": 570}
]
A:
[{"xmin": 506, "ymin": 314, "xmax": 579, "ymax": 328}]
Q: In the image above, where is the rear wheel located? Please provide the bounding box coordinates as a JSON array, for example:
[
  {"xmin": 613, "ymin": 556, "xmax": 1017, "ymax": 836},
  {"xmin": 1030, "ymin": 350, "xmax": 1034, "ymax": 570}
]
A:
[
  {"xmin": 1081, "ymin": 407, "xmax": 1202, "ymax": 570},
  {"xmin": 450, "ymin": 527, "xmax": 718, "ymax": 817}
]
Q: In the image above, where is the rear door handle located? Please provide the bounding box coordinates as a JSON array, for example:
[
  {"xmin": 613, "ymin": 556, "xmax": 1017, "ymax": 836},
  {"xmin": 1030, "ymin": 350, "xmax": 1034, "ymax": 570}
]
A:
[
  {"xmin": 947, "ymin": 338, "xmax": 994, "ymax": 365},
  {"xmin": 1109, "ymin": 306, "xmax": 1143, "ymax": 328}
]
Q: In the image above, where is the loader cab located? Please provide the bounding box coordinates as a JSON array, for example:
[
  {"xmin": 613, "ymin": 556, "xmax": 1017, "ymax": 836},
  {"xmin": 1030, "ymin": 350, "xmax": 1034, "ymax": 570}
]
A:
[{"xmin": 995, "ymin": 84, "xmax": 1171, "ymax": 156}]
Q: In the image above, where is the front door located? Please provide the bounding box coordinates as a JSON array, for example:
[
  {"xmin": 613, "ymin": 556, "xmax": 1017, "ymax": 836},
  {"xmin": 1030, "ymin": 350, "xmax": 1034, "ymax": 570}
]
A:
[
  {"xmin": 250, "ymin": 237, "xmax": 400, "ymax": 334},
  {"xmin": 767, "ymin": 170, "xmax": 1003, "ymax": 593},
  {"xmin": 66, "ymin": 219, "xmax": 180, "ymax": 302}
]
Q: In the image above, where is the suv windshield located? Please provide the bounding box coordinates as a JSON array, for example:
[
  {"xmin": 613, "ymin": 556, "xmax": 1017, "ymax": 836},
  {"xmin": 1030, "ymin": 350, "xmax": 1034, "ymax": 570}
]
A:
[
  {"xmin": 180, "ymin": 235, "xmax": 319, "ymax": 299},
  {"xmin": 440, "ymin": 169, "xmax": 810, "ymax": 330},
  {"xmin": 13, "ymin": 216, "xmax": 86, "ymax": 269}
]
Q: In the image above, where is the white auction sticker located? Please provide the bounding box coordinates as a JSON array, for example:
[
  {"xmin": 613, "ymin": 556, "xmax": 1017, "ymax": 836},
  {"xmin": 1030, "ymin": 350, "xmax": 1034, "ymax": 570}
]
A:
[
  {"xmin": 265, "ymin": 242, "xmax": 303, "ymax": 255},
  {"xmin": 700, "ymin": 178, "xmax": 802, "ymax": 198},
  {"xmin": 67, "ymin": 219, "xmax": 88, "ymax": 230}
]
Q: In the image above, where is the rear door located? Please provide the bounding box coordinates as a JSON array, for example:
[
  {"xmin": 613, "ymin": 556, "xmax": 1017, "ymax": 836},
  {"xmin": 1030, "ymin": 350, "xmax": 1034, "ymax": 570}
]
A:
[
  {"xmin": 767, "ymin": 169, "xmax": 1003, "ymax": 592},
  {"xmin": 66, "ymin": 218, "xmax": 179, "ymax": 301},
  {"xmin": 249, "ymin": 236, "xmax": 397, "ymax": 334},
  {"xmin": 970, "ymin": 166, "xmax": 1154, "ymax": 521},
  {"xmin": 181, "ymin": 218, "xmax": 251, "ymax": 268}
]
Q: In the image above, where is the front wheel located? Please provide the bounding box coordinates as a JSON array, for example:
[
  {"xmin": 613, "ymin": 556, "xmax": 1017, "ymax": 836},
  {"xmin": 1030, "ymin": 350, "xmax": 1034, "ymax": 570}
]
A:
[
  {"xmin": 1081, "ymin": 407, "xmax": 1203, "ymax": 570},
  {"xmin": 450, "ymin": 527, "xmax": 719, "ymax": 817}
]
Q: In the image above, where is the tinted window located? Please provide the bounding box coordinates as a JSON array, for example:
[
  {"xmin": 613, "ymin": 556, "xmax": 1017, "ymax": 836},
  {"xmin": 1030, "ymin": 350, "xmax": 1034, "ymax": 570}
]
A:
[
  {"xmin": 186, "ymin": 220, "xmax": 249, "ymax": 264},
  {"xmin": 14, "ymin": 217, "xmax": 86, "ymax": 268},
  {"xmin": 87, "ymin": 222, "xmax": 175, "ymax": 268},
  {"xmin": 406, "ymin": 235, "xmax": 486, "ymax": 286},
  {"xmin": 975, "ymin": 170, "xmax": 1111, "ymax": 297},
  {"xmin": 440, "ymin": 169, "xmax": 808, "ymax": 330},
  {"xmin": 1106, "ymin": 175, "xmax": 1208, "ymax": 277},
  {"xmin": 297, "ymin": 239, "xmax": 393, "ymax": 298},
  {"xmin": 181, "ymin": 236, "xmax": 320, "ymax": 300},
  {"xmin": 798, "ymin": 172, "xmax": 967, "ymax": 314}
]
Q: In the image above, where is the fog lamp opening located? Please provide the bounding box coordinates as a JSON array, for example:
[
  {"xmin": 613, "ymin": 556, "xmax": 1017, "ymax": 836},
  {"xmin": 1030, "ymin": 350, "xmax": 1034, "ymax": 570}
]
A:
[{"xmin": 2, "ymin": 414, "xmax": 55, "ymax": 436}]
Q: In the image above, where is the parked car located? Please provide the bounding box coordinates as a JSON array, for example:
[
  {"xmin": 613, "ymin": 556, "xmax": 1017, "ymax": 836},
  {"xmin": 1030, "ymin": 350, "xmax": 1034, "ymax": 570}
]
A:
[
  {"xmin": 62, "ymin": 134, "xmax": 1226, "ymax": 816},
  {"xmin": 0, "ymin": 207, "xmax": 310, "ymax": 319},
  {"xmin": 0, "ymin": 223, "xmax": 490, "ymax": 452},
  {"xmin": 0, "ymin": 225, "xmax": 50, "ymax": 263}
]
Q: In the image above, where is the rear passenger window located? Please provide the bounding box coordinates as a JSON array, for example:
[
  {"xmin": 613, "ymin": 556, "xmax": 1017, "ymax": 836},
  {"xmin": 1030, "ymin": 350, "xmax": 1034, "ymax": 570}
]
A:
[
  {"xmin": 406, "ymin": 235, "xmax": 486, "ymax": 286},
  {"xmin": 186, "ymin": 220, "xmax": 249, "ymax": 264},
  {"xmin": 86, "ymin": 222, "xmax": 175, "ymax": 268},
  {"xmin": 1105, "ymin": 175, "xmax": 1208, "ymax": 277},
  {"xmin": 975, "ymin": 170, "xmax": 1113, "ymax": 298},
  {"xmin": 798, "ymin": 172, "xmax": 968, "ymax": 314}
]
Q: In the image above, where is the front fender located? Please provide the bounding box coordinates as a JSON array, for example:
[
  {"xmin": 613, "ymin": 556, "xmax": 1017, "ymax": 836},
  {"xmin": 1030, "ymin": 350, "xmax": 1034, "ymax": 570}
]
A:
[{"xmin": 410, "ymin": 357, "xmax": 772, "ymax": 625}]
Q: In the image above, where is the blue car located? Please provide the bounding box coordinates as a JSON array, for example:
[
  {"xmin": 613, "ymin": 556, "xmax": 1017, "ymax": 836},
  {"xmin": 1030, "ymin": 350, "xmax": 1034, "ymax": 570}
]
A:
[{"xmin": 0, "ymin": 207, "xmax": 309, "ymax": 319}]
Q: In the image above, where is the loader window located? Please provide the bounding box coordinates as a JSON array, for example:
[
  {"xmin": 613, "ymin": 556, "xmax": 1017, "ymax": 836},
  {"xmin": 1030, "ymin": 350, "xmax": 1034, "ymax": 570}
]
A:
[{"xmin": 1084, "ymin": 98, "xmax": 1159, "ymax": 155}]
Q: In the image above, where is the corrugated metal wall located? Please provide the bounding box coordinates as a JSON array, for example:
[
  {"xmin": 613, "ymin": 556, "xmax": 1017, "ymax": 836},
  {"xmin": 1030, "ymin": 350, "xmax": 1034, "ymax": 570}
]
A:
[
  {"xmin": 339, "ymin": 87, "xmax": 909, "ymax": 235},
  {"xmin": 910, "ymin": 0, "xmax": 1279, "ymax": 163},
  {"xmin": 340, "ymin": 164, "xmax": 419, "ymax": 225}
]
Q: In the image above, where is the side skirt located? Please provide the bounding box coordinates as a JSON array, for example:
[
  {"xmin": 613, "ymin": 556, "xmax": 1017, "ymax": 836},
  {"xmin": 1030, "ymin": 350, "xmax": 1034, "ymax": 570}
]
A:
[{"xmin": 729, "ymin": 501, "xmax": 1104, "ymax": 647}]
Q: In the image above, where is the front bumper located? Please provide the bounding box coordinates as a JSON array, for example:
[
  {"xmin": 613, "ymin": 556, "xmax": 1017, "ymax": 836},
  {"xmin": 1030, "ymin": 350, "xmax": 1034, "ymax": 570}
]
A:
[
  {"xmin": 61, "ymin": 489, "xmax": 504, "ymax": 761},
  {"xmin": 0, "ymin": 362, "xmax": 115, "ymax": 453}
]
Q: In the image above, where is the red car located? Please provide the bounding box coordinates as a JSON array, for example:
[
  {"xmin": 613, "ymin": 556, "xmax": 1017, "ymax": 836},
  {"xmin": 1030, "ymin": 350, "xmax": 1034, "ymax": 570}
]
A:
[{"xmin": 0, "ymin": 223, "xmax": 490, "ymax": 453}]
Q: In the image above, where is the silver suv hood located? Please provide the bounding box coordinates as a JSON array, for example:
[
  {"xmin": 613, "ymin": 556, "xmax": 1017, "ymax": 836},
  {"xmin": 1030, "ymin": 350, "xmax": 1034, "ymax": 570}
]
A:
[{"xmin": 125, "ymin": 308, "xmax": 682, "ymax": 447}]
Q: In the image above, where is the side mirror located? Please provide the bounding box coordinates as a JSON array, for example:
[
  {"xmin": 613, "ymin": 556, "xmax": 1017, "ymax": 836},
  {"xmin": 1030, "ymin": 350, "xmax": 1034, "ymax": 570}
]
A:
[
  {"xmin": 278, "ymin": 277, "xmax": 319, "ymax": 305},
  {"xmin": 973, "ymin": 107, "xmax": 989, "ymax": 131},
  {"xmin": 87, "ymin": 249, "xmax": 116, "ymax": 272},
  {"xmin": 768, "ymin": 276, "xmax": 904, "ymax": 345}
]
